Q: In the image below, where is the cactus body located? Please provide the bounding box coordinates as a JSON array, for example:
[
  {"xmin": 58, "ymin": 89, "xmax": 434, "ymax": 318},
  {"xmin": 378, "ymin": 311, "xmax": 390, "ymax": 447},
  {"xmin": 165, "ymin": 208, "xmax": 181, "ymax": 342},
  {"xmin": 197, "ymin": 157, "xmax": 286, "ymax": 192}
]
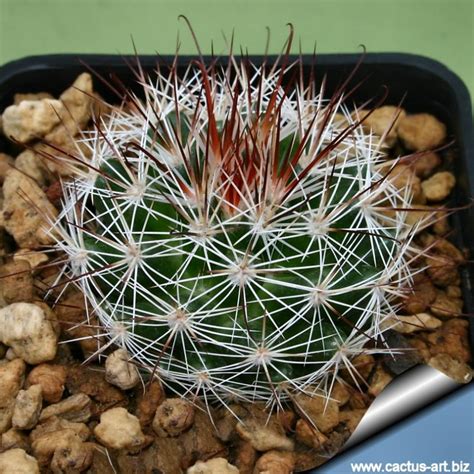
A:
[{"xmin": 56, "ymin": 58, "xmax": 416, "ymax": 405}]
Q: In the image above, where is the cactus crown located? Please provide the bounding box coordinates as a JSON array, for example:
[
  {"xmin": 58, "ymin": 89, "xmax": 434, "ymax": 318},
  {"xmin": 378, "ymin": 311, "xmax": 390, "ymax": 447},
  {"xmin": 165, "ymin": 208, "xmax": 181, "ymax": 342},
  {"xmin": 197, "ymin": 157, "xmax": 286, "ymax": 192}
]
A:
[{"xmin": 54, "ymin": 49, "xmax": 418, "ymax": 409}]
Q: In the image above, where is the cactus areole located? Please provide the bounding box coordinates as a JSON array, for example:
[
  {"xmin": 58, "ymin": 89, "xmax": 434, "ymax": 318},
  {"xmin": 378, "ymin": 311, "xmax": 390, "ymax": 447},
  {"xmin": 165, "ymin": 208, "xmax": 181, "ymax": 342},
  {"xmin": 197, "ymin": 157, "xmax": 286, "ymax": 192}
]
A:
[{"xmin": 55, "ymin": 47, "xmax": 419, "ymax": 407}]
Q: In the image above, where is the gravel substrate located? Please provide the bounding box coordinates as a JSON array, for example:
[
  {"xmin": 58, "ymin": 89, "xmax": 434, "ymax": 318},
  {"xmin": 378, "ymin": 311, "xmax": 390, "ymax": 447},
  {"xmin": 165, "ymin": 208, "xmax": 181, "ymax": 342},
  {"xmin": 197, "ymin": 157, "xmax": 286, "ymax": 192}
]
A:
[{"xmin": 0, "ymin": 73, "xmax": 471, "ymax": 474}]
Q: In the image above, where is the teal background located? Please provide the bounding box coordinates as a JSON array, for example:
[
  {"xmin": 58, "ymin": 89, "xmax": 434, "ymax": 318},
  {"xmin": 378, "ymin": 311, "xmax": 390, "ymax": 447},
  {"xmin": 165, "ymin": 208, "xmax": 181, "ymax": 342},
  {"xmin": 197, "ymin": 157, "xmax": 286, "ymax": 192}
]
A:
[
  {"xmin": 0, "ymin": 0, "xmax": 473, "ymax": 99},
  {"xmin": 0, "ymin": 1, "xmax": 472, "ymax": 473}
]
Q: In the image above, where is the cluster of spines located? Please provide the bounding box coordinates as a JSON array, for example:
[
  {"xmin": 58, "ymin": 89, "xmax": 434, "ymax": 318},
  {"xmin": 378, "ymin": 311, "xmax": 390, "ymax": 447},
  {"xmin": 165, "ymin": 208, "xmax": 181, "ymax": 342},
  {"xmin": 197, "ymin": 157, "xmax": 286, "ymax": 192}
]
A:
[{"xmin": 47, "ymin": 48, "xmax": 424, "ymax": 411}]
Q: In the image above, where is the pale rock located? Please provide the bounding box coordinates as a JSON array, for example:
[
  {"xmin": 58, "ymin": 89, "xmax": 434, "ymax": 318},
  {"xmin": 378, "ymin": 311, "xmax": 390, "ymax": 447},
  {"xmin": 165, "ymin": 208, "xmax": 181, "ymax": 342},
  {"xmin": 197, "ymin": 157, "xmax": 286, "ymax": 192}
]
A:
[
  {"xmin": 14, "ymin": 249, "xmax": 49, "ymax": 271},
  {"xmin": 30, "ymin": 416, "xmax": 90, "ymax": 443},
  {"xmin": 0, "ymin": 359, "xmax": 26, "ymax": 407},
  {"xmin": 398, "ymin": 113, "xmax": 447, "ymax": 151},
  {"xmin": 383, "ymin": 313, "xmax": 442, "ymax": 334},
  {"xmin": 0, "ymin": 448, "xmax": 39, "ymax": 474},
  {"xmin": 236, "ymin": 416, "xmax": 294, "ymax": 452},
  {"xmin": 12, "ymin": 384, "xmax": 43, "ymax": 430},
  {"xmin": 39, "ymin": 393, "xmax": 91, "ymax": 423},
  {"xmin": 1, "ymin": 99, "xmax": 64, "ymax": 143},
  {"xmin": 0, "ymin": 303, "xmax": 58, "ymax": 364},
  {"xmin": 0, "ymin": 153, "xmax": 13, "ymax": 183},
  {"xmin": 94, "ymin": 407, "xmax": 146, "ymax": 451},
  {"xmin": 1, "ymin": 428, "xmax": 29, "ymax": 452},
  {"xmin": 0, "ymin": 403, "xmax": 14, "ymax": 435},
  {"xmin": 32, "ymin": 428, "xmax": 92, "ymax": 470},
  {"xmin": 294, "ymin": 418, "xmax": 328, "ymax": 449},
  {"xmin": 254, "ymin": 450, "xmax": 295, "ymax": 474},
  {"xmin": 0, "ymin": 260, "xmax": 34, "ymax": 305},
  {"xmin": 358, "ymin": 105, "xmax": 406, "ymax": 147},
  {"xmin": 58, "ymin": 72, "xmax": 94, "ymax": 130},
  {"xmin": 105, "ymin": 349, "xmax": 140, "ymax": 390},
  {"xmin": 368, "ymin": 366, "xmax": 393, "ymax": 397},
  {"xmin": 421, "ymin": 171, "xmax": 456, "ymax": 202},
  {"xmin": 13, "ymin": 150, "xmax": 47, "ymax": 186},
  {"xmin": 187, "ymin": 457, "xmax": 239, "ymax": 474},
  {"xmin": 2, "ymin": 169, "xmax": 57, "ymax": 248}
]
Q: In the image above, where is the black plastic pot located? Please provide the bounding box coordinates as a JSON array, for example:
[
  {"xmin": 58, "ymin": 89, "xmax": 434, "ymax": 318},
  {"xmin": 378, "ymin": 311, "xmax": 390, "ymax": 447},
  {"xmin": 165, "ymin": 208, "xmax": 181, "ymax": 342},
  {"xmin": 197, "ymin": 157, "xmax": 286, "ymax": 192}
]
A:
[{"xmin": 0, "ymin": 53, "xmax": 472, "ymax": 470}]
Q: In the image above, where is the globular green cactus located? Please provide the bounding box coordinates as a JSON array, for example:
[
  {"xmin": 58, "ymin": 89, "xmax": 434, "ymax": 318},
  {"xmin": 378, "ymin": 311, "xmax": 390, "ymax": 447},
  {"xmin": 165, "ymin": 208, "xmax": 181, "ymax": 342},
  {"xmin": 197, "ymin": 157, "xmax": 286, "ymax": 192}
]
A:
[{"xmin": 55, "ymin": 52, "xmax": 418, "ymax": 407}]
